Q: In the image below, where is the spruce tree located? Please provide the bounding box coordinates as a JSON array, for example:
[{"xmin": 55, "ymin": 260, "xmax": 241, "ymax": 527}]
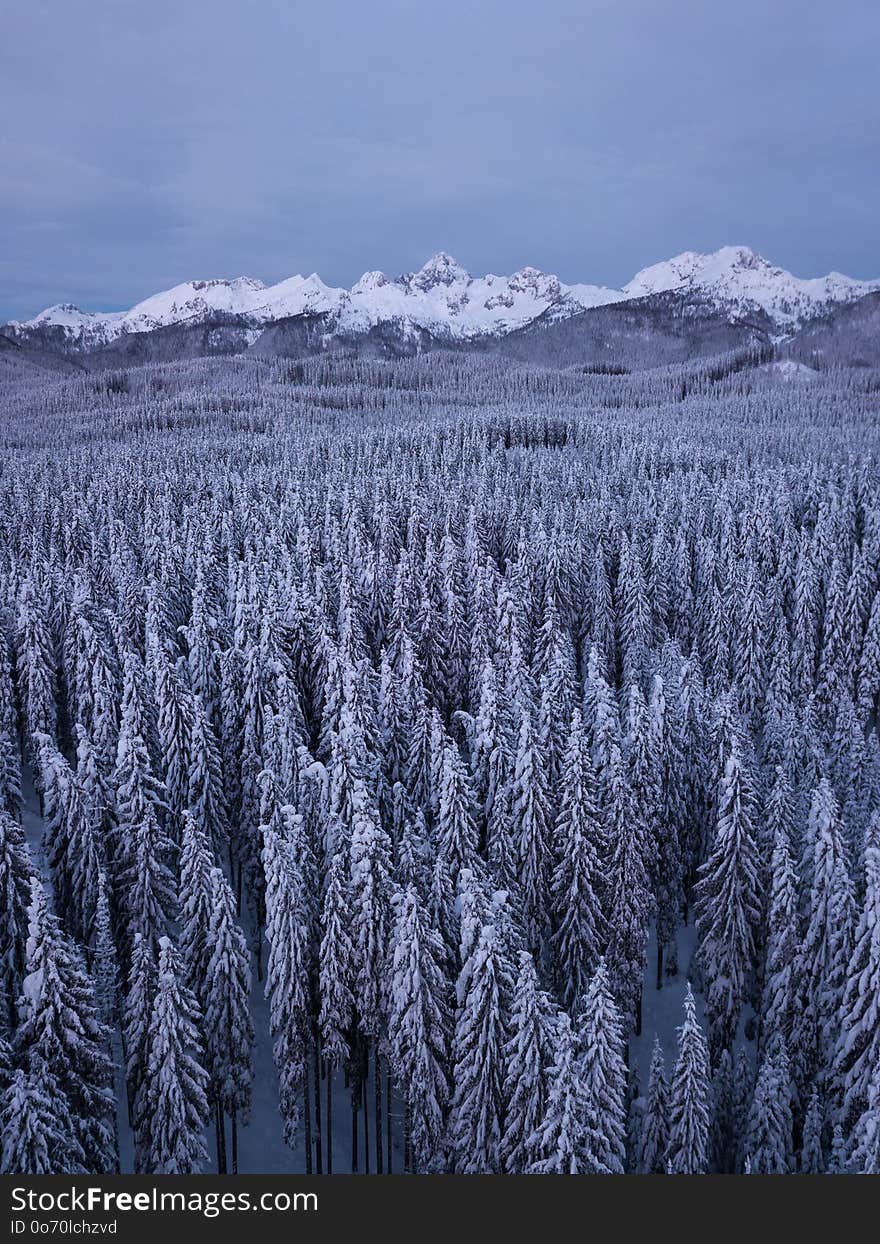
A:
[
  {"xmin": 136, "ymin": 936, "xmax": 209, "ymax": 1175},
  {"xmin": 549, "ymin": 711, "xmax": 606, "ymax": 1008},
  {"xmin": 16, "ymin": 879, "xmax": 116, "ymax": 1173},
  {"xmin": 695, "ymin": 742, "xmax": 761, "ymax": 1055},
  {"xmin": 387, "ymin": 885, "xmax": 451, "ymax": 1171},
  {"xmin": 639, "ymin": 1038, "xmax": 670, "ymax": 1173},
  {"xmin": 527, "ymin": 1012, "xmax": 583, "ymax": 1174},
  {"xmin": 203, "ymin": 867, "xmax": 253, "ymax": 1172},
  {"xmin": 575, "ymin": 961, "xmax": 628, "ymax": 1174},
  {"xmin": 0, "ymin": 1065, "xmax": 84, "ymax": 1175},
  {"xmin": 500, "ymin": 951, "xmax": 554, "ymax": 1173},
  {"xmin": 836, "ymin": 813, "xmax": 880, "ymax": 1127},
  {"xmin": 448, "ymin": 921, "xmax": 508, "ymax": 1173},
  {"xmin": 666, "ymin": 984, "xmax": 711, "ymax": 1174}
]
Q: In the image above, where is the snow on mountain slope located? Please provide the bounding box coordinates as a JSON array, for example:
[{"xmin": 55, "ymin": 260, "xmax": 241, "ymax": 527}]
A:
[
  {"xmin": 8, "ymin": 247, "xmax": 878, "ymax": 349},
  {"xmin": 624, "ymin": 245, "xmax": 880, "ymax": 329}
]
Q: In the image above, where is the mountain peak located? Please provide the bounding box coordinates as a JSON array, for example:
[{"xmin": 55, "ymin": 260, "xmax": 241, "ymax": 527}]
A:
[
  {"xmin": 410, "ymin": 253, "xmax": 470, "ymax": 291},
  {"xmin": 8, "ymin": 245, "xmax": 879, "ymax": 351}
]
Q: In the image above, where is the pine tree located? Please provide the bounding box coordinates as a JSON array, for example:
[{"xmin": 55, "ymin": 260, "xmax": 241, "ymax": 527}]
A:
[
  {"xmin": 761, "ymin": 813, "xmax": 800, "ymax": 1048},
  {"xmin": 639, "ymin": 1038, "xmax": 670, "ymax": 1173},
  {"xmin": 0, "ymin": 811, "xmax": 32, "ymax": 1025},
  {"xmin": 666, "ymin": 984, "xmax": 711, "ymax": 1174},
  {"xmin": 111, "ymin": 701, "xmax": 167, "ymax": 891},
  {"xmin": 122, "ymin": 805, "xmax": 176, "ymax": 953},
  {"xmin": 33, "ymin": 732, "xmax": 104, "ymax": 945},
  {"xmin": 349, "ymin": 793, "xmax": 392, "ymax": 1039},
  {"xmin": 136, "ymin": 936, "xmax": 209, "ymax": 1174},
  {"xmin": 388, "ymin": 885, "xmax": 451, "ymax": 1171},
  {"xmin": 549, "ymin": 711, "xmax": 606, "ymax": 1008},
  {"xmin": 510, "ymin": 712, "xmax": 551, "ymax": 952},
  {"xmin": 604, "ymin": 741, "xmax": 652, "ymax": 1034},
  {"xmin": 746, "ymin": 1042, "xmax": 793, "ymax": 1174},
  {"xmin": 800, "ymin": 1088, "xmax": 825, "ymax": 1173},
  {"xmin": 262, "ymin": 809, "xmax": 315, "ymax": 1147},
  {"xmin": 435, "ymin": 741, "xmax": 479, "ymax": 880},
  {"xmin": 527, "ymin": 1012, "xmax": 583, "ymax": 1174},
  {"xmin": 448, "ymin": 921, "xmax": 508, "ymax": 1173},
  {"xmin": 15, "ymin": 574, "xmax": 57, "ymax": 752},
  {"xmin": 500, "ymin": 951, "xmax": 554, "ymax": 1173},
  {"xmin": 836, "ymin": 813, "xmax": 880, "ymax": 1127},
  {"xmin": 187, "ymin": 699, "xmax": 229, "ymax": 855},
  {"xmin": 178, "ymin": 809, "xmax": 214, "ymax": 1006},
  {"xmin": 318, "ymin": 844, "xmax": 355, "ymax": 1069},
  {"xmin": 695, "ymin": 742, "xmax": 761, "ymax": 1055},
  {"xmin": 16, "ymin": 879, "xmax": 116, "ymax": 1173},
  {"xmin": 575, "ymin": 961, "xmax": 628, "ymax": 1174},
  {"xmin": 850, "ymin": 1054, "xmax": 880, "ymax": 1175},
  {"xmin": 123, "ymin": 932, "xmax": 156, "ymax": 1119},
  {"xmin": 203, "ymin": 867, "xmax": 253, "ymax": 1171},
  {"xmin": 0, "ymin": 1065, "xmax": 84, "ymax": 1175},
  {"xmin": 91, "ymin": 871, "xmax": 119, "ymax": 1027},
  {"xmin": 796, "ymin": 779, "xmax": 855, "ymax": 1091}
]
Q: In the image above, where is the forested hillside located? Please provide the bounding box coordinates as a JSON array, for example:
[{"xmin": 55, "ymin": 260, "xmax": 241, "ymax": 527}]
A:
[{"xmin": 1, "ymin": 347, "xmax": 879, "ymax": 1175}]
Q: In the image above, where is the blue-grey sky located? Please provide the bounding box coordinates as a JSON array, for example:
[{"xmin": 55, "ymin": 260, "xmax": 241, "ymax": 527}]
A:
[{"xmin": 2, "ymin": 0, "xmax": 878, "ymax": 319}]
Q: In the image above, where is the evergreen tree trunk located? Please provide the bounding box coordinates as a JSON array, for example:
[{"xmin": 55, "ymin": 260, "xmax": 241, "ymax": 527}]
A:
[
  {"xmin": 403, "ymin": 1102, "xmax": 411, "ymax": 1174},
  {"xmin": 386, "ymin": 1066, "xmax": 393, "ymax": 1174},
  {"xmin": 313, "ymin": 1046, "xmax": 323, "ymax": 1175},
  {"xmin": 303, "ymin": 1067, "xmax": 313, "ymax": 1175},
  {"xmin": 374, "ymin": 1045, "xmax": 383, "ymax": 1174},
  {"xmin": 350, "ymin": 1051, "xmax": 359, "ymax": 1174},
  {"xmin": 362, "ymin": 1064, "xmax": 370, "ymax": 1174},
  {"xmin": 636, "ymin": 986, "xmax": 643, "ymax": 1036},
  {"xmin": 215, "ymin": 1101, "xmax": 227, "ymax": 1175},
  {"xmin": 231, "ymin": 1111, "xmax": 238, "ymax": 1175},
  {"xmin": 326, "ymin": 1071, "xmax": 333, "ymax": 1175},
  {"xmin": 656, "ymin": 939, "xmax": 664, "ymax": 990}
]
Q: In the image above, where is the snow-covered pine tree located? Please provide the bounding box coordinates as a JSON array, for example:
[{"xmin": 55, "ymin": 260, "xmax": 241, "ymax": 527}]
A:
[
  {"xmin": 387, "ymin": 884, "xmax": 451, "ymax": 1171},
  {"xmin": 510, "ymin": 711, "xmax": 551, "ymax": 953},
  {"xmin": 122, "ymin": 932, "xmax": 156, "ymax": 1122},
  {"xmin": 262, "ymin": 806, "xmax": 316, "ymax": 1149},
  {"xmin": 203, "ymin": 866, "xmax": 253, "ymax": 1173},
  {"xmin": 761, "ymin": 810, "xmax": 800, "ymax": 1050},
  {"xmin": 136, "ymin": 936, "xmax": 209, "ymax": 1175},
  {"xmin": 435, "ymin": 741, "xmax": 479, "ymax": 880},
  {"xmin": 639, "ymin": 1037, "xmax": 669, "ymax": 1173},
  {"xmin": 178, "ymin": 808, "xmax": 215, "ymax": 1006},
  {"xmin": 746, "ymin": 1040, "xmax": 793, "ymax": 1174},
  {"xmin": 32, "ymin": 732, "xmax": 103, "ymax": 945},
  {"xmin": 836, "ymin": 812, "xmax": 880, "ymax": 1128},
  {"xmin": 575, "ymin": 961, "xmax": 627, "ymax": 1174},
  {"xmin": 666, "ymin": 984, "xmax": 711, "ymax": 1174},
  {"xmin": 16, "ymin": 879, "xmax": 116, "ymax": 1173},
  {"xmin": 799, "ymin": 1087, "xmax": 825, "ymax": 1173},
  {"xmin": 795, "ymin": 779, "xmax": 855, "ymax": 1092},
  {"xmin": 448, "ymin": 921, "xmax": 509, "ymax": 1173},
  {"xmin": 527, "ymin": 1011, "xmax": 583, "ymax": 1174},
  {"xmin": 0, "ymin": 810, "xmax": 32, "ymax": 1026},
  {"xmin": 604, "ymin": 740, "xmax": 652, "ymax": 1034},
  {"xmin": 500, "ymin": 950, "xmax": 554, "ymax": 1173},
  {"xmin": 0, "ymin": 1064, "xmax": 84, "ymax": 1175},
  {"xmin": 695, "ymin": 740, "xmax": 761, "ymax": 1056},
  {"xmin": 549, "ymin": 710, "xmax": 606, "ymax": 1008}
]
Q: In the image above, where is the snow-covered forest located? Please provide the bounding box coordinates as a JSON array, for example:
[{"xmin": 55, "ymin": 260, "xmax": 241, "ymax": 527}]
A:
[{"xmin": 1, "ymin": 346, "xmax": 879, "ymax": 1176}]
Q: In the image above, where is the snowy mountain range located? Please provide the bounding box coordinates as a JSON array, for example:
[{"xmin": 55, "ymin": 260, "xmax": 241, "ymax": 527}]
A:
[{"xmin": 5, "ymin": 246, "xmax": 879, "ymax": 354}]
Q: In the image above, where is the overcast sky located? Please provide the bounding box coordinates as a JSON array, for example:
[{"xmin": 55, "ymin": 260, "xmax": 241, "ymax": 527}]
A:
[{"xmin": 2, "ymin": 0, "xmax": 878, "ymax": 319}]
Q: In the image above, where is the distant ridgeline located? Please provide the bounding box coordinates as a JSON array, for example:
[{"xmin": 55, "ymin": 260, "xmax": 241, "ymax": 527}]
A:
[{"xmin": 3, "ymin": 247, "xmax": 880, "ymax": 373}]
